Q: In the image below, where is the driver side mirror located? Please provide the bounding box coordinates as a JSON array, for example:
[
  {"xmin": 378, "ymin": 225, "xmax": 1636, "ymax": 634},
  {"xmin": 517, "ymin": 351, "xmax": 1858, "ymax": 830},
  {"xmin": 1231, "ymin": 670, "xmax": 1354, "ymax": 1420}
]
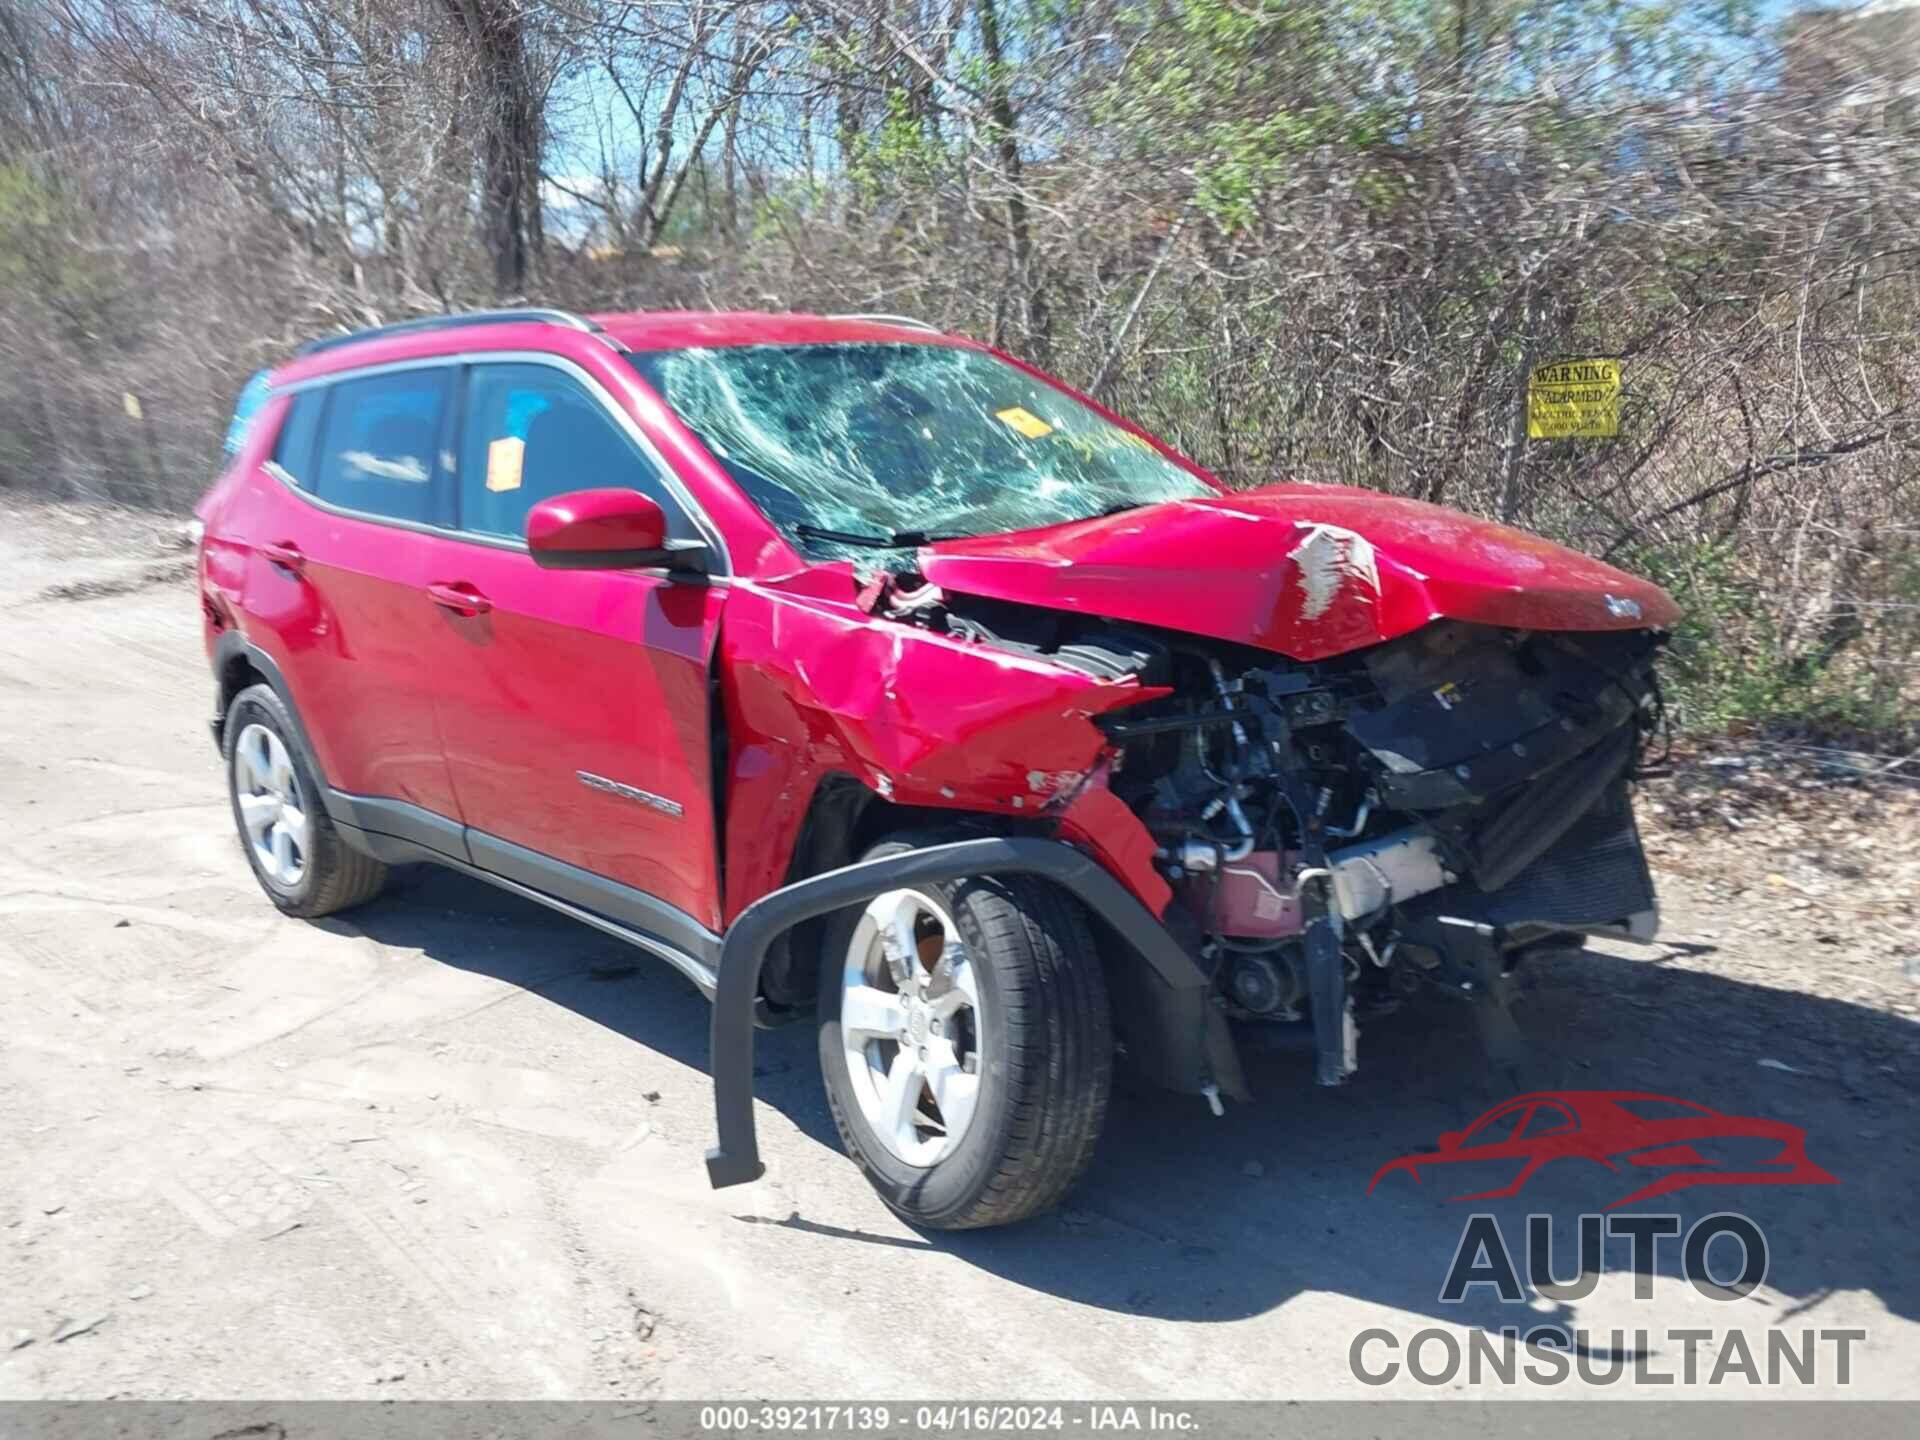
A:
[
  {"xmin": 526, "ymin": 488, "xmax": 708, "ymax": 574},
  {"xmin": 1437, "ymin": 1131, "xmax": 1463, "ymax": 1152}
]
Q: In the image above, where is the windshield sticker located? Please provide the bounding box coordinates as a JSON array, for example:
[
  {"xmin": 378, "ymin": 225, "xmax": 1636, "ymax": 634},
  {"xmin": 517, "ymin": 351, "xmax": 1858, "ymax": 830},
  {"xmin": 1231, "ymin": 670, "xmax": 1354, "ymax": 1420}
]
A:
[
  {"xmin": 486, "ymin": 436, "xmax": 525, "ymax": 492},
  {"xmin": 995, "ymin": 406, "xmax": 1054, "ymax": 439}
]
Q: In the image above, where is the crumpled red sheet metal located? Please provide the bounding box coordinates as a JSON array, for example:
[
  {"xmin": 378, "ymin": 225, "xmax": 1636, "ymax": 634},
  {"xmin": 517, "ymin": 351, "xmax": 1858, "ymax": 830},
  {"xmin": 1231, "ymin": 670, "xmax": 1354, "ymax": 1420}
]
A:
[
  {"xmin": 918, "ymin": 484, "xmax": 1681, "ymax": 663},
  {"xmin": 718, "ymin": 570, "xmax": 1168, "ymax": 923}
]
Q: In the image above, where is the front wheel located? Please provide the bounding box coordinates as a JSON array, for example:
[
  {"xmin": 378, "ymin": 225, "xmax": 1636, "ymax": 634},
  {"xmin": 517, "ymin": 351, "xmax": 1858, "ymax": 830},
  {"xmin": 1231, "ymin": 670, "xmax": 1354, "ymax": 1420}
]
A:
[{"xmin": 817, "ymin": 836, "xmax": 1113, "ymax": 1230}]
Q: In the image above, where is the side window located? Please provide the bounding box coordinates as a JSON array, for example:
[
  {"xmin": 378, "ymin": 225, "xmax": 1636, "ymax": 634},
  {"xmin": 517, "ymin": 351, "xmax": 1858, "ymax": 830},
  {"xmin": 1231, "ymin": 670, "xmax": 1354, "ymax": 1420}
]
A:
[
  {"xmin": 313, "ymin": 369, "xmax": 451, "ymax": 524},
  {"xmin": 1464, "ymin": 1109, "xmax": 1527, "ymax": 1148},
  {"xmin": 270, "ymin": 392, "xmax": 323, "ymax": 488},
  {"xmin": 1521, "ymin": 1103, "xmax": 1576, "ymax": 1139},
  {"xmin": 458, "ymin": 363, "xmax": 684, "ymax": 542}
]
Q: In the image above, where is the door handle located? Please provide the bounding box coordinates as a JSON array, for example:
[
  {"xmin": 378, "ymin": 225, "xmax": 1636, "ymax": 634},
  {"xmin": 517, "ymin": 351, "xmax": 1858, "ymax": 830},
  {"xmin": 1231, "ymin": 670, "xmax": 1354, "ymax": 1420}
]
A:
[
  {"xmin": 261, "ymin": 540, "xmax": 305, "ymax": 575},
  {"xmin": 427, "ymin": 581, "xmax": 492, "ymax": 617}
]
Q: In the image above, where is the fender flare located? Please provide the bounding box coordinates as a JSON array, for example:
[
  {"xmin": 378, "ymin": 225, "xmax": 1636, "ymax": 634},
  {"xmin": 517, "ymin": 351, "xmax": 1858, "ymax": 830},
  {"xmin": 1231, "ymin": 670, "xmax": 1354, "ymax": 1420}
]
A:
[
  {"xmin": 209, "ymin": 631, "xmax": 330, "ymax": 790},
  {"xmin": 705, "ymin": 835, "xmax": 1219, "ymax": 1189}
]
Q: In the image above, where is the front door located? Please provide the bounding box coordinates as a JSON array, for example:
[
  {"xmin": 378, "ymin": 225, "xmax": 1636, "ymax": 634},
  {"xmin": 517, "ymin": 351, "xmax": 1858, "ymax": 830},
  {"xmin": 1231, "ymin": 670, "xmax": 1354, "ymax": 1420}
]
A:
[{"xmin": 419, "ymin": 359, "xmax": 726, "ymax": 934}]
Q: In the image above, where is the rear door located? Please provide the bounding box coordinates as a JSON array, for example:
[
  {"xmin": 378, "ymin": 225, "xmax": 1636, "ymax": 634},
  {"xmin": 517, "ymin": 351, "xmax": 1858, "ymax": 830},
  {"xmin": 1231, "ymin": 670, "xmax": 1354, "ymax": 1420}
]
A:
[
  {"xmin": 243, "ymin": 367, "xmax": 463, "ymax": 834},
  {"xmin": 418, "ymin": 357, "xmax": 727, "ymax": 936}
]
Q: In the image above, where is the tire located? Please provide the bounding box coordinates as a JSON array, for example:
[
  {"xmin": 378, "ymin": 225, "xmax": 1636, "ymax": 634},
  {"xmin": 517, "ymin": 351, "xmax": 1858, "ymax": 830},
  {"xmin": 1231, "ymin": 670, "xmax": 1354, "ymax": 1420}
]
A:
[
  {"xmin": 223, "ymin": 683, "xmax": 387, "ymax": 918},
  {"xmin": 817, "ymin": 833, "xmax": 1113, "ymax": 1230}
]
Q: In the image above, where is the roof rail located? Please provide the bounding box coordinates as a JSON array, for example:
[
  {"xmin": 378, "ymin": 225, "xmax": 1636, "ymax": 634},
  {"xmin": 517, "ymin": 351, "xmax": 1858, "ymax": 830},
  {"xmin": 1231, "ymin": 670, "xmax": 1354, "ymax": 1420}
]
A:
[
  {"xmin": 825, "ymin": 312, "xmax": 943, "ymax": 334},
  {"xmin": 295, "ymin": 307, "xmax": 613, "ymax": 358}
]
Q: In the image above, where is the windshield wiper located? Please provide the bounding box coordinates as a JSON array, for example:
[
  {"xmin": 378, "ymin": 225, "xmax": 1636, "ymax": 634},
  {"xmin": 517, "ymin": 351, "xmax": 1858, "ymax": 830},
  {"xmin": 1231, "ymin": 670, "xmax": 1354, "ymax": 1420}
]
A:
[{"xmin": 792, "ymin": 522, "xmax": 965, "ymax": 549}]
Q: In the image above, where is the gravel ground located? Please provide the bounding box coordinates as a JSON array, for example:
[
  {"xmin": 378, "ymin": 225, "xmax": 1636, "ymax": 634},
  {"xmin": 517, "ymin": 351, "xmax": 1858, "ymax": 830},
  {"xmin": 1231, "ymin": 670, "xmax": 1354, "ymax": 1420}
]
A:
[
  {"xmin": 0, "ymin": 502, "xmax": 1914, "ymax": 1401},
  {"xmin": 1639, "ymin": 747, "xmax": 1920, "ymax": 1026}
]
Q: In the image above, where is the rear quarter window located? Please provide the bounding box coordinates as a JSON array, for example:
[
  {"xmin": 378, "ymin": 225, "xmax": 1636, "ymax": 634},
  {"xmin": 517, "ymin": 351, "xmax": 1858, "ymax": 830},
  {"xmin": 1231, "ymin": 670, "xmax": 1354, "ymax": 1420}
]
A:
[
  {"xmin": 312, "ymin": 370, "xmax": 452, "ymax": 524},
  {"xmin": 223, "ymin": 370, "xmax": 272, "ymax": 456}
]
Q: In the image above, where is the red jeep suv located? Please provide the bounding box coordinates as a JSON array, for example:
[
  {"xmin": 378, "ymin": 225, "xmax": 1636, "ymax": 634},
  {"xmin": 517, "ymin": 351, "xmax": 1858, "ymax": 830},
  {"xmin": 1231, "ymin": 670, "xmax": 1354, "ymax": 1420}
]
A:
[{"xmin": 198, "ymin": 307, "xmax": 1678, "ymax": 1229}]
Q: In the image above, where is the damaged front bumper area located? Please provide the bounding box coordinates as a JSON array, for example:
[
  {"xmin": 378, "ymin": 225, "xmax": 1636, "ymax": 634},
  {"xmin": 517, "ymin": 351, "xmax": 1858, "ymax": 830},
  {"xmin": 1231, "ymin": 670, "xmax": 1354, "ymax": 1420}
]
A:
[
  {"xmin": 1106, "ymin": 617, "xmax": 1665, "ymax": 1086},
  {"xmin": 1324, "ymin": 623, "xmax": 1663, "ymax": 946},
  {"xmin": 1321, "ymin": 735, "xmax": 1657, "ymax": 944}
]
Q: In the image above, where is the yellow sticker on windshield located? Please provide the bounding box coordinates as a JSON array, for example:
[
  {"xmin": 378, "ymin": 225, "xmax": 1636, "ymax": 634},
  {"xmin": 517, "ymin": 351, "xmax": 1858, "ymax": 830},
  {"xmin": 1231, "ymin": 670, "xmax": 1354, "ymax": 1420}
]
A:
[
  {"xmin": 995, "ymin": 406, "xmax": 1054, "ymax": 439},
  {"xmin": 486, "ymin": 435, "xmax": 524, "ymax": 492}
]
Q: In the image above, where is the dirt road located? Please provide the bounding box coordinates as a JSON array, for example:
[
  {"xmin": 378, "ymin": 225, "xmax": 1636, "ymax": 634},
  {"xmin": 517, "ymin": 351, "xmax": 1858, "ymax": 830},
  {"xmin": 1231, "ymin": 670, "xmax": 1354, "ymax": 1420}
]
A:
[{"xmin": 2, "ymin": 507, "xmax": 1915, "ymax": 1400}]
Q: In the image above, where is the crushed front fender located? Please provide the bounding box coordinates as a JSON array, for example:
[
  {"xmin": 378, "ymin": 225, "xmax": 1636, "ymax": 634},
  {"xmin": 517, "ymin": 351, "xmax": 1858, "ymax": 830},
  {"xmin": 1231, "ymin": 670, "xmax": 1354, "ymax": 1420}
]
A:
[{"xmin": 716, "ymin": 571, "xmax": 1168, "ymax": 922}]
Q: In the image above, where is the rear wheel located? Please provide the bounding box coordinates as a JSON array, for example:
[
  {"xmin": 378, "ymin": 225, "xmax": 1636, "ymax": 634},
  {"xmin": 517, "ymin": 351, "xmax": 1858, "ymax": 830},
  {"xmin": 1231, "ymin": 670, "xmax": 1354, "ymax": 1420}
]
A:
[
  {"xmin": 224, "ymin": 684, "xmax": 387, "ymax": 918},
  {"xmin": 817, "ymin": 835, "xmax": 1112, "ymax": 1230}
]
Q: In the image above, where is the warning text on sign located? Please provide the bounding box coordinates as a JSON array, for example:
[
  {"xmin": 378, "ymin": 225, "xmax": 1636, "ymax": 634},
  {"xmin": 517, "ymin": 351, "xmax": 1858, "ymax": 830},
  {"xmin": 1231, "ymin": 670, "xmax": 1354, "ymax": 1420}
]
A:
[{"xmin": 1528, "ymin": 358, "xmax": 1619, "ymax": 439}]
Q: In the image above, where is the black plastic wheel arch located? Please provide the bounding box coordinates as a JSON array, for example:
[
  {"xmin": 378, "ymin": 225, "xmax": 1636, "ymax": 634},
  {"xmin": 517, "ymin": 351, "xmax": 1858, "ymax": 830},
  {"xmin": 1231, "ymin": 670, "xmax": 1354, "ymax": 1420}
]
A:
[{"xmin": 705, "ymin": 836, "xmax": 1209, "ymax": 1189}]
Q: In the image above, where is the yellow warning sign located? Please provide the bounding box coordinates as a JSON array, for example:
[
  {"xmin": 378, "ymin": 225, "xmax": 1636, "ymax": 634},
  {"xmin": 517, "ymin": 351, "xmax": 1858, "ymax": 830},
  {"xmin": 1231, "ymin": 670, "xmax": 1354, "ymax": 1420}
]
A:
[
  {"xmin": 995, "ymin": 406, "xmax": 1054, "ymax": 439},
  {"xmin": 486, "ymin": 435, "xmax": 525, "ymax": 492},
  {"xmin": 1528, "ymin": 359, "xmax": 1619, "ymax": 439}
]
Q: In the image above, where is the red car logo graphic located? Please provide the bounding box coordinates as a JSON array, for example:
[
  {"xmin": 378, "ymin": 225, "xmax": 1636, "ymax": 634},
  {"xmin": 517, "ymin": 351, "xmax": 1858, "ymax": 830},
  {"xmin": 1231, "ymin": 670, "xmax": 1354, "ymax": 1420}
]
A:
[{"xmin": 1368, "ymin": 1091, "xmax": 1838, "ymax": 1208}]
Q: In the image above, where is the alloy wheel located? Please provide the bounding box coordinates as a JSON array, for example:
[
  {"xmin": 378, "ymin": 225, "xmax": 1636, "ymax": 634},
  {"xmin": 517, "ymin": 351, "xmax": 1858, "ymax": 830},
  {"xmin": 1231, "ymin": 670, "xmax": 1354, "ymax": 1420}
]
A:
[
  {"xmin": 232, "ymin": 722, "xmax": 309, "ymax": 888},
  {"xmin": 839, "ymin": 888, "xmax": 985, "ymax": 1166}
]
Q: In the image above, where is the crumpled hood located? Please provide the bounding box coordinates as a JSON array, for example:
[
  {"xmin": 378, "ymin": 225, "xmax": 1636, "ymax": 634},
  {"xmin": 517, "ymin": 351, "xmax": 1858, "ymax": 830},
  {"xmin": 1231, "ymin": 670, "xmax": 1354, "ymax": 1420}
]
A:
[{"xmin": 917, "ymin": 483, "xmax": 1681, "ymax": 662}]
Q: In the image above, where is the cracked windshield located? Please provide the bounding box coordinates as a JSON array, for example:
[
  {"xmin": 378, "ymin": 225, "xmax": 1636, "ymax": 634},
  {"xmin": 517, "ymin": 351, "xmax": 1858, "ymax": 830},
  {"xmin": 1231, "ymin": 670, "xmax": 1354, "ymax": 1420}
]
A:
[{"xmin": 628, "ymin": 342, "xmax": 1214, "ymax": 561}]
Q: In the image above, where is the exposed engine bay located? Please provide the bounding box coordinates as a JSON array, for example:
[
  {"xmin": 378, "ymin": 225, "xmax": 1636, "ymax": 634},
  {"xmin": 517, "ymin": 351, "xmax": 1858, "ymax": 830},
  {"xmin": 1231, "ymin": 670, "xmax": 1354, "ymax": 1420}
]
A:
[{"xmin": 874, "ymin": 580, "xmax": 1666, "ymax": 1082}]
